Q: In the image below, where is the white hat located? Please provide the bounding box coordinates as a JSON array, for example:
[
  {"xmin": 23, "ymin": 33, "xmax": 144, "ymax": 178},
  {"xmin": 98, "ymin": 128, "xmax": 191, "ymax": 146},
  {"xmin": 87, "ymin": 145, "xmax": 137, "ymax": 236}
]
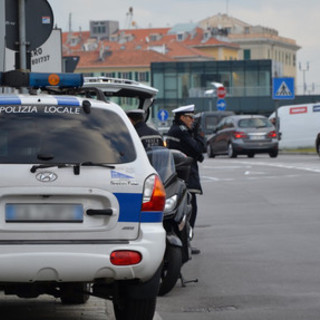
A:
[
  {"xmin": 172, "ymin": 104, "xmax": 195, "ymax": 114},
  {"xmin": 126, "ymin": 109, "xmax": 145, "ymax": 116}
]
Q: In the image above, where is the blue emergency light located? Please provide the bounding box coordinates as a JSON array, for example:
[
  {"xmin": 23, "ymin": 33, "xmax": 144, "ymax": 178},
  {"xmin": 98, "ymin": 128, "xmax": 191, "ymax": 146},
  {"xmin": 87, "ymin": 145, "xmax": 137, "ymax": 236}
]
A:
[{"xmin": 0, "ymin": 70, "xmax": 83, "ymax": 88}]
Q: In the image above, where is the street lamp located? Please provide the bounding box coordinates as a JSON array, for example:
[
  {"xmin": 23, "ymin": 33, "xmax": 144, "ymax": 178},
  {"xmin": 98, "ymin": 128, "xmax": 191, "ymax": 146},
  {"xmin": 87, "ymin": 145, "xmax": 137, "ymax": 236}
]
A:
[{"xmin": 299, "ymin": 62, "xmax": 309, "ymax": 95}]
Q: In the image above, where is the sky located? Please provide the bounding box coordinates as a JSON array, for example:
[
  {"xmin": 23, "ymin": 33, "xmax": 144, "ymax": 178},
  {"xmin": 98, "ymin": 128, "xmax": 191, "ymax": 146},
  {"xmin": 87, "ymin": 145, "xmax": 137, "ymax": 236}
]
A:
[{"xmin": 48, "ymin": 0, "xmax": 320, "ymax": 95}]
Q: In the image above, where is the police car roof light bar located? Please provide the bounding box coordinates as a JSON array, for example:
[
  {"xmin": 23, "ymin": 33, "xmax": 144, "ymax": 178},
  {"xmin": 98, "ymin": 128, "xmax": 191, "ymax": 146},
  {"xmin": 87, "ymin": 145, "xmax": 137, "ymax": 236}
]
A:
[{"xmin": 0, "ymin": 70, "xmax": 83, "ymax": 89}]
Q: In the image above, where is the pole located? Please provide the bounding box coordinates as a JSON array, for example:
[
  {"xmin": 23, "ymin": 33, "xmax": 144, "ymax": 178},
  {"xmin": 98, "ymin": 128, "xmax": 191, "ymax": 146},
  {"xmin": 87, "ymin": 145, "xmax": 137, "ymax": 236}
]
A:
[
  {"xmin": 274, "ymin": 100, "xmax": 281, "ymax": 141},
  {"xmin": 18, "ymin": 0, "xmax": 26, "ymax": 71},
  {"xmin": 299, "ymin": 62, "xmax": 309, "ymax": 95}
]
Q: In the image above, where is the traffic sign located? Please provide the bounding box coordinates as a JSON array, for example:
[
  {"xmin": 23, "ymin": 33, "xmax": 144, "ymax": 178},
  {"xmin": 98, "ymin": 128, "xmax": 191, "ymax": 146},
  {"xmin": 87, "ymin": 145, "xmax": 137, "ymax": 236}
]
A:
[
  {"xmin": 217, "ymin": 86, "xmax": 226, "ymax": 98},
  {"xmin": 272, "ymin": 77, "xmax": 295, "ymax": 100},
  {"xmin": 157, "ymin": 109, "xmax": 169, "ymax": 122},
  {"xmin": 216, "ymin": 99, "xmax": 226, "ymax": 111},
  {"xmin": 5, "ymin": 0, "xmax": 54, "ymax": 51}
]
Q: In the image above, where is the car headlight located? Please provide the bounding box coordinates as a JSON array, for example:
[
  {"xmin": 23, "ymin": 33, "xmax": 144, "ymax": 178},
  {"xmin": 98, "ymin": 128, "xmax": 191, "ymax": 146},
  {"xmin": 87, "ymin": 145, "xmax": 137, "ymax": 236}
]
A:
[{"xmin": 164, "ymin": 194, "xmax": 178, "ymax": 214}]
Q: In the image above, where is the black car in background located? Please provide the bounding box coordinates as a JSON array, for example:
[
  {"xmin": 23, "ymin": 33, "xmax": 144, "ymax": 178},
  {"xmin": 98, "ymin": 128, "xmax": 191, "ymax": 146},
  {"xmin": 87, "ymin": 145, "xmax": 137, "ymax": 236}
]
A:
[
  {"xmin": 194, "ymin": 111, "xmax": 235, "ymax": 152},
  {"xmin": 207, "ymin": 115, "xmax": 279, "ymax": 158},
  {"xmin": 315, "ymin": 133, "xmax": 320, "ymax": 156}
]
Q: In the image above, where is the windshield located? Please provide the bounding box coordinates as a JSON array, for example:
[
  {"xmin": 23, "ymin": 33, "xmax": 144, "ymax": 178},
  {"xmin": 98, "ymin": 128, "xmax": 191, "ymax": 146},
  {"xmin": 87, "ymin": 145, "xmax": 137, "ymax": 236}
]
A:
[
  {"xmin": 238, "ymin": 117, "xmax": 272, "ymax": 128},
  {"xmin": 0, "ymin": 105, "xmax": 136, "ymax": 164},
  {"xmin": 147, "ymin": 147, "xmax": 176, "ymax": 184},
  {"xmin": 205, "ymin": 116, "xmax": 220, "ymax": 130}
]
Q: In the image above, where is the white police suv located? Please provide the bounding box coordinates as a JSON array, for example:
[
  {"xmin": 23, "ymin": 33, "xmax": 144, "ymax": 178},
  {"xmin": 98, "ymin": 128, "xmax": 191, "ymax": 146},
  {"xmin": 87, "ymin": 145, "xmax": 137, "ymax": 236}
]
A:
[{"xmin": 0, "ymin": 70, "xmax": 166, "ymax": 320}]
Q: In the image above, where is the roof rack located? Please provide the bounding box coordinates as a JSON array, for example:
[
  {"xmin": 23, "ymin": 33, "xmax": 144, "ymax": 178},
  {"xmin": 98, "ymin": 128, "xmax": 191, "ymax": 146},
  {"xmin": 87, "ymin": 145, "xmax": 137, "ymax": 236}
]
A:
[{"xmin": 84, "ymin": 76, "xmax": 141, "ymax": 86}]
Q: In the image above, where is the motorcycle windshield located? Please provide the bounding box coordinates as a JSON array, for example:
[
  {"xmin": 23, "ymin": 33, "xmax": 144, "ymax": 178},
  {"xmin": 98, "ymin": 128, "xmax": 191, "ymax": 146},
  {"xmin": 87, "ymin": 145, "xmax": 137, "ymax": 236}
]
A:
[{"xmin": 147, "ymin": 147, "xmax": 176, "ymax": 184}]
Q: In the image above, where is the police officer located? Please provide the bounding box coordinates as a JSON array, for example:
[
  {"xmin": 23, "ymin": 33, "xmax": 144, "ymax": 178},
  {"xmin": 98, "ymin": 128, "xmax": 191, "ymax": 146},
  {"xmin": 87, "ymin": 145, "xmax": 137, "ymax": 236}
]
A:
[
  {"xmin": 166, "ymin": 104, "xmax": 204, "ymax": 254},
  {"xmin": 127, "ymin": 109, "xmax": 164, "ymax": 149}
]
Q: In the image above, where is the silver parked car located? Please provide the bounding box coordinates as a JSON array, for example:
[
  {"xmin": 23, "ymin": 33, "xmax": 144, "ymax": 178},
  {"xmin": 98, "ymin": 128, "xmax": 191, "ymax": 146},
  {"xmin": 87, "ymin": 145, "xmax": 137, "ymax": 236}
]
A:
[{"xmin": 207, "ymin": 115, "xmax": 279, "ymax": 158}]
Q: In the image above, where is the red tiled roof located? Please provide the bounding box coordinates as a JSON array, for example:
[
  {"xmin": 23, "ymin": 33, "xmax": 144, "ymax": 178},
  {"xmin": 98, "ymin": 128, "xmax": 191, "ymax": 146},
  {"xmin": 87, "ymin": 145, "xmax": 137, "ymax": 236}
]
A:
[
  {"xmin": 62, "ymin": 26, "xmax": 239, "ymax": 67},
  {"xmin": 71, "ymin": 49, "xmax": 175, "ymax": 69}
]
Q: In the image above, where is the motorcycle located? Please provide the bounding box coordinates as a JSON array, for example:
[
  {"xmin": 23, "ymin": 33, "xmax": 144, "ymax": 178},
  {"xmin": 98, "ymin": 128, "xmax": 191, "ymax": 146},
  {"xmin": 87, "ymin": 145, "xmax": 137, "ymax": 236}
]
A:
[{"xmin": 147, "ymin": 146, "xmax": 194, "ymax": 296}]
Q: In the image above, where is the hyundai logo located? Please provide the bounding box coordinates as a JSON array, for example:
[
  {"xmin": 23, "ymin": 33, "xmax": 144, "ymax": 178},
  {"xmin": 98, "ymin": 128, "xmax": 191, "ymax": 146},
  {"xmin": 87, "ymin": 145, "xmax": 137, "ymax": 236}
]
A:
[{"xmin": 36, "ymin": 172, "xmax": 58, "ymax": 183}]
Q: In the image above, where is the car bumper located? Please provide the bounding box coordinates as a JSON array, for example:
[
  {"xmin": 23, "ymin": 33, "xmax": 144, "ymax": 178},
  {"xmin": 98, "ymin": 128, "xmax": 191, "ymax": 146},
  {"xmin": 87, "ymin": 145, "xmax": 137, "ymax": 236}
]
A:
[
  {"xmin": 0, "ymin": 223, "xmax": 165, "ymax": 283},
  {"xmin": 233, "ymin": 140, "xmax": 278, "ymax": 153}
]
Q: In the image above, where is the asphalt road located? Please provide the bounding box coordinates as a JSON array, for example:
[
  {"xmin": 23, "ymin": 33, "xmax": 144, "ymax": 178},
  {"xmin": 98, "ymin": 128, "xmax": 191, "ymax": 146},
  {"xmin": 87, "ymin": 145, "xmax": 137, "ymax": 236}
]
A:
[
  {"xmin": 157, "ymin": 153, "xmax": 320, "ymax": 319},
  {"xmin": 1, "ymin": 154, "xmax": 320, "ymax": 320}
]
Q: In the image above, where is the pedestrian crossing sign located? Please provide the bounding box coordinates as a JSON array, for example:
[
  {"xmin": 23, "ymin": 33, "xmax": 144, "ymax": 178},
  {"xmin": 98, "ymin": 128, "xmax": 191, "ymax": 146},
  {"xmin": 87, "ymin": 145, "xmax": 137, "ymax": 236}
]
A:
[{"xmin": 272, "ymin": 77, "xmax": 295, "ymax": 100}]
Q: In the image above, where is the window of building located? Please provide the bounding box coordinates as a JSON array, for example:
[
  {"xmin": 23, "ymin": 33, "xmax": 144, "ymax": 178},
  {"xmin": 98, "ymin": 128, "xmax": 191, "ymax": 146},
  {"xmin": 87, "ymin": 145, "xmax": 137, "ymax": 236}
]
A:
[
  {"xmin": 244, "ymin": 49, "xmax": 251, "ymax": 60},
  {"xmin": 118, "ymin": 72, "xmax": 132, "ymax": 79},
  {"xmin": 176, "ymin": 33, "xmax": 185, "ymax": 41},
  {"xmin": 83, "ymin": 72, "xmax": 94, "ymax": 77},
  {"xmin": 135, "ymin": 72, "xmax": 149, "ymax": 82},
  {"xmin": 100, "ymin": 72, "xmax": 116, "ymax": 77}
]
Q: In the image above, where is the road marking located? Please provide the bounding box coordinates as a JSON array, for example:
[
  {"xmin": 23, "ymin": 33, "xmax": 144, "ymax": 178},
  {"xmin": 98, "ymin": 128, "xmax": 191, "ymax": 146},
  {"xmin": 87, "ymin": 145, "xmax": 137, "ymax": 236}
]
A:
[
  {"xmin": 230, "ymin": 160, "xmax": 320, "ymax": 174},
  {"xmin": 203, "ymin": 160, "xmax": 320, "ymax": 174}
]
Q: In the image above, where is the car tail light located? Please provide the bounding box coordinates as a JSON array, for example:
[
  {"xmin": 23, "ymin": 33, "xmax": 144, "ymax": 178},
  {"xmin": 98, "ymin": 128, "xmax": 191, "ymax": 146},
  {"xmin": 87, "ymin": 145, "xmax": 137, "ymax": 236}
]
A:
[
  {"xmin": 267, "ymin": 130, "xmax": 277, "ymax": 138},
  {"xmin": 110, "ymin": 250, "xmax": 142, "ymax": 265},
  {"xmin": 233, "ymin": 131, "xmax": 247, "ymax": 139},
  {"xmin": 141, "ymin": 174, "xmax": 166, "ymax": 212}
]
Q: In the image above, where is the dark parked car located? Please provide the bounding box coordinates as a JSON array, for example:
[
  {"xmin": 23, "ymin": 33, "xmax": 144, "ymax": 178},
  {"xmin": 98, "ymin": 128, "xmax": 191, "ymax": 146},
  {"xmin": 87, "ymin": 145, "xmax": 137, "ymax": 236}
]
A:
[
  {"xmin": 207, "ymin": 115, "xmax": 279, "ymax": 158},
  {"xmin": 315, "ymin": 133, "xmax": 320, "ymax": 156},
  {"xmin": 194, "ymin": 111, "xmax": 235, "ymax": 152}
]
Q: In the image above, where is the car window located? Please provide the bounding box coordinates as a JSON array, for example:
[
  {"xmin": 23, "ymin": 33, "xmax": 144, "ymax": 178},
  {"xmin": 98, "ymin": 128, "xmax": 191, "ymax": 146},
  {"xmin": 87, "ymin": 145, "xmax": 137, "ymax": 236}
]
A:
[
  {"xmin": 216, "ymin": 118, "xmax": 225, "ymax": 131},
  {"xmin": 225, "ymin": 118, "xmax": 234, "ymax": 129},
  {"xmin": 0, "ymin": 105, "xmax": 136, "ymax": 164},
  {"xmin": 238, "ymin": 117, "xmax": 272, "ymax": 128},
  {"xmin": 204, "ymin": 116, "xmax": 219, "ymax": 130}
]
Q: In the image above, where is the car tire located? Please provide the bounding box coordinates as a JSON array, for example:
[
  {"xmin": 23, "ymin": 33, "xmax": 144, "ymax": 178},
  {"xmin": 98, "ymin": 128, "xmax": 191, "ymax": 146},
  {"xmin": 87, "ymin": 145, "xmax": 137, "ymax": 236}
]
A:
[
  {"xmin": 113, "ymin": 295, "xmax": 157, "ymax": 320},
  {"xmin": 60, "ymin": 283, "xmax": 90, "ymax": 305},
  {"xmin": 317, "ymin": 142, "xmax": 320, "ymax": 156},
  {"xmin": 247, "ymin": 153, "xmax": 255, "ymax": 158},
  {"xmin": 207, "ymin": 144, "xmax": 215, "ymax": 158},
  {"xmin": 269, "ymin": 150, "xmax": 278, "ymax": 158},
  {"xmin": 227, "ymin": 143, "xmax": 237, "ymax": 158},
  {"xmin": 158, "ymin": 245, "xmax": 183, "ymax": 296}
]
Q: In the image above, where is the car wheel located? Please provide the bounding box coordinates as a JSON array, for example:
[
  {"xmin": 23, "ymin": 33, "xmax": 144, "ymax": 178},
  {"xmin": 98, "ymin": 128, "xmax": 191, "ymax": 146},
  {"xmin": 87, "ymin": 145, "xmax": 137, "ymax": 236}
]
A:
[
  {"xmin": 247, "ymin": 153, "xmax": 255, "ymax": 158},
  {"xmin": 113, "ymin": 294, "xmax": 157, "ymax": 320},
  {"xmin": 269, "ymin": 150, "xmax": 278, "ymax": 158},
  {"xmin": 207, "ymin": 144, "xmax": 215, "ymax": 158},
  {"xmin": 227, "ymin": 143, "xmax": 237, "ymax": 158},
  {"xmin": 317, "ymin": 142, "xmax": 320, "ymax": 156},
  {"xmin": 60, "ymin": 283, "xmax": 90, "ymax": 305}
]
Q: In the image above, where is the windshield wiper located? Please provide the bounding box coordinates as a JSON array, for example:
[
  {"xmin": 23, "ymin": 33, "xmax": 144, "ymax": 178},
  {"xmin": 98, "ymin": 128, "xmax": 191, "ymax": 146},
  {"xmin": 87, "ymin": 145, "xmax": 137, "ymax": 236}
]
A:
[
  {"xmin": 80, "ymin": 161, "xmax": 115, "ymax": 169},
  {"xmin": 73, "ymin": 162, "xmax": 116, "ymax": 175}
]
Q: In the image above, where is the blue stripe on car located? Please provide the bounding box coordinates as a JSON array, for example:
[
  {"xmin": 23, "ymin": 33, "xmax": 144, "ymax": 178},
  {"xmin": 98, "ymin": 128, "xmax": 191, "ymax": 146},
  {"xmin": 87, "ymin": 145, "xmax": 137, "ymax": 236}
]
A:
[
  {"xmin": 114, "ymin": 193, "xmax": 163, "ymax": 223},
  {"xmin": 140, "ymin": 211, "xmax": 163, "ymax": 223},
  {"xmin": 0, "ymin": 96, "xmax": 21, "ymax": 105},
  {"xmin": 55, "ymin": 96, "xmax": 80, "ymax": 106}
]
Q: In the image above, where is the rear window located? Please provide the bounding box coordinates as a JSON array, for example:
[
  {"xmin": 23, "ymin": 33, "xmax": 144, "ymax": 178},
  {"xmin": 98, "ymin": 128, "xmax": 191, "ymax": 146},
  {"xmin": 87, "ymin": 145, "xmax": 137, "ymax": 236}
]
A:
[
  {"xmin": 204, "ymin": 116, "xmax": 220, "ymax": 130},
  {"xmin": 238, "ymin": 117, "xmax": 272, "ymax": 129},
  {"xmin": 0, "ymin": 105, "xmax": 136, "ymax": 164}
]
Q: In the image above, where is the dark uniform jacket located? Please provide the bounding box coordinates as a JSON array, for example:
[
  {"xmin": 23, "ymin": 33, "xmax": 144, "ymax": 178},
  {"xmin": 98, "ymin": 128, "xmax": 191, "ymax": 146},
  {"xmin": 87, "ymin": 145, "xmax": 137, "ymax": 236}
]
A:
[
  {"xmin": 134, "ymin": 121, "xmax": 164, "ymax": 149},
  {"xmin": 166, "ymin": 120, "xmax": 204, "ymax": 194}
]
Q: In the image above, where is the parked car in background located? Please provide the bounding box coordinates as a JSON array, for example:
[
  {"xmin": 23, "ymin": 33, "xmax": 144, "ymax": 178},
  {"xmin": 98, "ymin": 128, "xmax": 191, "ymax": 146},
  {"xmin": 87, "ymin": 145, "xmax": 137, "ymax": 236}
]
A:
[
  {"xmin": 315, "ymin": 132, "xmax": 320, "ymax": 156},
  {"xmin": 207, "ymin": 115, "xmax": 278, "ymax": 158},
  {"xmin": 194, "ymin": 111, "xmax": 235, "ymax": 152},
  {"xmin": 269, "ymin": 102, "xmax": 320, "ymax": 149}
]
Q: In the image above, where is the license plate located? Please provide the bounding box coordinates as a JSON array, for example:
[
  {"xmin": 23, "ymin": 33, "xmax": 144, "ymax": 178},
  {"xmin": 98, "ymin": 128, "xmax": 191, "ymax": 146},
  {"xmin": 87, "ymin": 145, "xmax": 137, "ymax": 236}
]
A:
[
  {"xmin": 5, "ymin": 204, "xmax": 83, "ymax": 223},
  {"xmin": 249, "ymin": 135, "xmax": 265, "ymax": 140}
]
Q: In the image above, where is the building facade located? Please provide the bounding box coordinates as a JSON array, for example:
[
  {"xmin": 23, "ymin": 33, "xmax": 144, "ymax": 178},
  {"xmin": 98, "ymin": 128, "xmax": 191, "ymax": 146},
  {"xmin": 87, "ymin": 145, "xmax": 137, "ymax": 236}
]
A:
[
  {"xmin": 198, "ymin": 14, "xmax": 300, "ymax": 81},
  {"xmin": 151, "ymin": 59, "xmax": 273, "ymax": 118}
]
